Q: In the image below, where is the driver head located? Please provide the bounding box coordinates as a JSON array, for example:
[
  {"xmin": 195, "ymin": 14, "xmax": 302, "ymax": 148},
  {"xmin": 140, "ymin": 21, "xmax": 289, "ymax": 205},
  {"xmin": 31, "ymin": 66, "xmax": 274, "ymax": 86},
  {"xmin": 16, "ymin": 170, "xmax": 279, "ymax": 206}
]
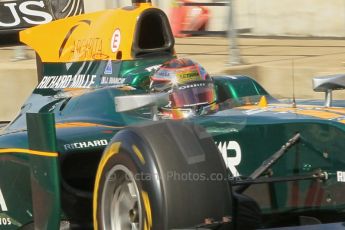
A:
[{"xmin": 150, "ymin": 58, "xmax": 217, "ymax": 119}]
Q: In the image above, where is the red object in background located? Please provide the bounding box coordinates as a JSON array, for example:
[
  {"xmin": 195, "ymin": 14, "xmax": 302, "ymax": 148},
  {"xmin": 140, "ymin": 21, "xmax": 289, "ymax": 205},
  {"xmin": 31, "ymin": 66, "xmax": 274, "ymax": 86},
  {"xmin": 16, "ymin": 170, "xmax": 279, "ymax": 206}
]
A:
[{"xmin": 169, "ymin": 0, "xmax": 210, "ymax": 38}]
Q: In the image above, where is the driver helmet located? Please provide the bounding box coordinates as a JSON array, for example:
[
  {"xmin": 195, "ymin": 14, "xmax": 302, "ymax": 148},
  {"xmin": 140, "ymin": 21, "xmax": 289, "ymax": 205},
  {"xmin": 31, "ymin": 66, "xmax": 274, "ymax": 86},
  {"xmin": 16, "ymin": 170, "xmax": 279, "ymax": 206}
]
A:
[{"xmin": 150, "ymin": 58, "xmax": 218, "ymax": 119}]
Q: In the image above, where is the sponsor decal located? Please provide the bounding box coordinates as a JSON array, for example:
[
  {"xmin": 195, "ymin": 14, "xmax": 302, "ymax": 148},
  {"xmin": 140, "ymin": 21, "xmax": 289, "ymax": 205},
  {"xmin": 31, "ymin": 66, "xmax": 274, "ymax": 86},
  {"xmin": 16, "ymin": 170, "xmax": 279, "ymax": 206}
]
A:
[
  {"xmin": 71, "ymin": 37, "xmax": 104, "ymax": 60},
  {"xmin": 59, "ymin": 20, "xmax": 108, "ymax": 60},
  {"xmin": 150, "ymin": 70, "xmax": 171, "ymax": 83},
  {"xmin": 36, "ymin": 74, "xmax": 96, "ymax": 89},
  {"xmin": 217, "ymin": 141, "xmax": 242, "ymax": 176},
  {"xmin": 337, "ymin": 171, "xmax": 345, "ymax": 182},
  {"xmin": 145, "ymin": 64, "xmax": 161, "ymax": 73},
  {"xmin": 176, "ymin": 69, "xmax": 202, "ymax": 83},
  {"xmin": 59, "ymin": 20, "xmax": 90, "ymax": 58},
  {"xmin": 155, "ymin": 69, "xmax": 170, "ymax": 78},
  {"xmin": 0, "ymin": 217, "xmax": 11, "ymax": 226},
  {"xmin": 50, "ymin": 0, "xmax": 84, "ymax": 19},
  {"xmin": 104, "ymin": 60, "xmax": 113, "ymax": 75},
  {"xmin": 178, "ymin": 82, "xmax": 207, "ymax": 90},
  {"xmin": 111, "ymin": 28, "xmax": 121, "ymax": 53},
  {"xmin": 64, "ymin": 139, "xmax": 108, "ymax": 150},
  {"xmin": 0, "ymin": 0, "xmax": 52, "ymax": 28},
  {"xmin": 100, "ymin": 76, "xmax": 125, "ymax": 85},
  {"xmin": 0, "ymin": 189, "xmax": 8, "ymax": 212}
]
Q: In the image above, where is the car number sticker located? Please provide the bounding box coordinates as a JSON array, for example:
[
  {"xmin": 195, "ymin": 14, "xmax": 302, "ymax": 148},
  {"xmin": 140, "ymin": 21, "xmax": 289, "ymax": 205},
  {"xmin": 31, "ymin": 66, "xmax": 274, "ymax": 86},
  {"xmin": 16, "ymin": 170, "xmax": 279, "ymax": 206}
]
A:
[
  {"xmin": 111, "ymin": 28, "xmax": 121, "ymax": 52},
  {"xmin": 217, "ymin": 141, "xmax": 241, "ymax": 176},
  {"xmin": 0, "ymin": 189, "xmax": 8, "ymax": 211}
]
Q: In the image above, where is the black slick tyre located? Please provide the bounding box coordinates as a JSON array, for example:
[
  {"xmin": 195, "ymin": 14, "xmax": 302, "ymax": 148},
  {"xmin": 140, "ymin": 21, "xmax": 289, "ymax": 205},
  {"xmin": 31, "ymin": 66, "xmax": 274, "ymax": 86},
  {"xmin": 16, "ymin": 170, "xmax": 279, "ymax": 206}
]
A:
[{"xmin": 93, "ymin": 120, "xmax": 233, "ymax": 230}]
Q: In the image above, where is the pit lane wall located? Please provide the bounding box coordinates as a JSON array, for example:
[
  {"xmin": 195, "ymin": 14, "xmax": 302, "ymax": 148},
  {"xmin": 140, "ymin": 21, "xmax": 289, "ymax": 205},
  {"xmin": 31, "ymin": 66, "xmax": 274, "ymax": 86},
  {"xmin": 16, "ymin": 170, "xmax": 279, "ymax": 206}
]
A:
[
  {"xmin": 234, "ymin": 0, "xmax": 345, "ymax": 37},
  {"xmin": 0, "ymin": 59, "xmax": 37, "ymax": 122},
  {"xmin": 85, "ymin": 0, "xmax": 345, "ymax": 37}
]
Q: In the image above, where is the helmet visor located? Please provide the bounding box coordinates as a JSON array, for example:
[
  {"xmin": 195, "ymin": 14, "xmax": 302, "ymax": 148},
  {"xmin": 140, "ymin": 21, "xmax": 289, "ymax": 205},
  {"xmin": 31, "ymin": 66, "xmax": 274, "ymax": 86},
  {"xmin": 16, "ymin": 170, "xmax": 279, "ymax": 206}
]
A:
[{"xmin": 170, "ymin": 82, "xmax": 216, "ymax": 108}]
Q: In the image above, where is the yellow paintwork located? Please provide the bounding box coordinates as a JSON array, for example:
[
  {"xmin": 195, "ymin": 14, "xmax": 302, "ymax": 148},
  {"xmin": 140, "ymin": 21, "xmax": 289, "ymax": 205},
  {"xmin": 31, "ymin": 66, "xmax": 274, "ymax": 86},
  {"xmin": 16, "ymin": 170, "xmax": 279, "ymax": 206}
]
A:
[
  {"xmin": 237, "ymin": 103, "xmax": 345, "ymax": 121},
  {"xmin": 294, "ymin": 109, "xmax": 342, "ymax": 120},
  {"xmin": 0, "ymin": 148, "xmax": 58, "ymax": 157},
  {"xmin": 93, "ymin": 142, "xmax": 121, "ymax": 230},
  {"xmin": 142, "ymin": 191, "xmax": 152, "ymax": 230},
  {"xmin": 55, "ymin": 122, "xmax": 123, "ymax": 129},
  {"xmin": 92, "ymin": 141, "xmax": 152, "ymax": 229},
  {"xmin": 258, "ymin": 95, "xmax": 268, "ymax": 108},
  {"xmin": 132, "ymin": 144, "xmax": 146, "ymax": 164},
  {"xmin": 20, "ymin": 3, "xmax": 154, "ymax": 63},
  {"xmin": 322, "ymin": 107, "xmax": 345, "ymax": 116}
]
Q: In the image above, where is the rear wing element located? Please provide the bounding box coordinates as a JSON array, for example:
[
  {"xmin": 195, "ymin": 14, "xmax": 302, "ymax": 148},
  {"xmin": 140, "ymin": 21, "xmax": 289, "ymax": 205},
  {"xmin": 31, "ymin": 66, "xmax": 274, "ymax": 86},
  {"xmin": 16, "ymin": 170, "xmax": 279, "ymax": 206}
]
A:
[
  {"xmin": 0, "ymin": 0, "xmax": 84, "ymax": 47},
  {"xmin": 313, "ymin": 74, "xmax": 345, "ymax": 107}
]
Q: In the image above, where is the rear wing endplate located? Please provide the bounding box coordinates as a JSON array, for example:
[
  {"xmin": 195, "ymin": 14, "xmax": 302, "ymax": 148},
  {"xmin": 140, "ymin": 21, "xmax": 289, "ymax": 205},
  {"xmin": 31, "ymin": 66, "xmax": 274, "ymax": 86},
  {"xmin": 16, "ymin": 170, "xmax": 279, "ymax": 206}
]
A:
[{"xmin": 27, "ymin": 113, "xmax": 61, "ymax": 230}]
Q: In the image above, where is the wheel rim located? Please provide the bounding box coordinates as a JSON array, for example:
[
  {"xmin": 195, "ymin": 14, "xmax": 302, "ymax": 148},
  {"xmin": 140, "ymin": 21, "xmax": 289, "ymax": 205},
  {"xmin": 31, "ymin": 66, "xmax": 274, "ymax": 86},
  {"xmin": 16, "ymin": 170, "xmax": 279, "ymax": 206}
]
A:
[{"xmin": 101, "ymin": 165, "xmax": 142, "ymax": 230}]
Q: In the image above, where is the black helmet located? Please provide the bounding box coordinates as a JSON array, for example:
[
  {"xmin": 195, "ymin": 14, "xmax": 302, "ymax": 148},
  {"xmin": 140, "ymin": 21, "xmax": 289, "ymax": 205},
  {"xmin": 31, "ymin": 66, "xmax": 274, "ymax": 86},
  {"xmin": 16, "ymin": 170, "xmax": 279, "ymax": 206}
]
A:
[{"xmin": 150, "ymin": 58, "xmax": 217, "ymax": 119}]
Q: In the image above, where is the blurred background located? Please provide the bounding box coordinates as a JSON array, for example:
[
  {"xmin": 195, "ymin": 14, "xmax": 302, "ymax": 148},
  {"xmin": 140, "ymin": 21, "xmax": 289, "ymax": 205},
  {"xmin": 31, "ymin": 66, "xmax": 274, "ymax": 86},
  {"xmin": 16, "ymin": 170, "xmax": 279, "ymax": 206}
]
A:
[{"xmin": 1, "ymin": 0, "xmax": 345, "ymax": 121}]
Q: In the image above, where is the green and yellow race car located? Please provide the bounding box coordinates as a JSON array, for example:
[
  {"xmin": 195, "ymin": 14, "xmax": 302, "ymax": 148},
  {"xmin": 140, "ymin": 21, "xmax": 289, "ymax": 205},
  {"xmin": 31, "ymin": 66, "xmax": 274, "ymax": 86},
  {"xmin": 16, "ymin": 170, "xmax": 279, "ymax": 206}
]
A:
[{"xmin": 1, "ymin": 0, "xmax": 345, "ymax": 229}]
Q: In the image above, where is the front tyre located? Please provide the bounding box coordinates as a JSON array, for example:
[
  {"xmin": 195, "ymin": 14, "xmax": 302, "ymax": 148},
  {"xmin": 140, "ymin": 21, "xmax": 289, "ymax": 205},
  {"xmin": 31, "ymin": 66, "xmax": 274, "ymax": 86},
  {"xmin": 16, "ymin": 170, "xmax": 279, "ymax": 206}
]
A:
[{"xmin": 94, "ymin": 120, "xmax": 233, "ymax": 230}]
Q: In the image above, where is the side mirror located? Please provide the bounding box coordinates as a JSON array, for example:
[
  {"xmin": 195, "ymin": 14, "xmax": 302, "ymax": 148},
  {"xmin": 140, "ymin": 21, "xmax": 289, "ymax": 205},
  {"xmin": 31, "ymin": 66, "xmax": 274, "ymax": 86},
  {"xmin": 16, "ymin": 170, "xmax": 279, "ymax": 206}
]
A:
[{"xmin": 312, "ymin": 74, "xmax": 345, "ymax": 107}]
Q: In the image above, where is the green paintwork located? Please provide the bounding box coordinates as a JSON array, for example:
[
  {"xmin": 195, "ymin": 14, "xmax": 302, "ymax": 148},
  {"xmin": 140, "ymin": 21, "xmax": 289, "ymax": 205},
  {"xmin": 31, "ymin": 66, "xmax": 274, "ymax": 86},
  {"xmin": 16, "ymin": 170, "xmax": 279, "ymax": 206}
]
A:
[
  {"xmin": 214, "ymin": 75, "xmax": 269, "ymax": 101},
  {"xmin": 0, "ymin": 114, "xmax": 60, "ymax": 229},
  {"xmin": 196, "ymin": 115, "xmax": 345, "ymax": 215},
  {"xmin": 0, "ymin": 157, "xmax": 32, "ymax": 229},
  {"xmin": 26, "ymin": 113, "xmax": 60, "ymax": 230}
]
